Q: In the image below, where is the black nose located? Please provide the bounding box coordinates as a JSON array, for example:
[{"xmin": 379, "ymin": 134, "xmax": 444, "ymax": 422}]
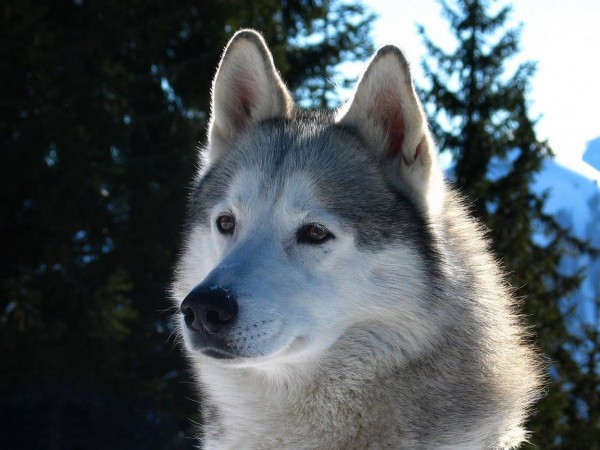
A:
[{"xmin": 180, "ymin": 286, "xmax": 238, "ymax": 335}]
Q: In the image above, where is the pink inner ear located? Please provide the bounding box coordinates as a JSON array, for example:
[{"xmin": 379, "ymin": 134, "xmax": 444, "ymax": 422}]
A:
[
  {"xmin": 376, "ymin": 87, "xmax": 405, "ymax": 158},
  {"xmin": 229, "ymin": 71, "xmax": 257, "ymax": 131}
]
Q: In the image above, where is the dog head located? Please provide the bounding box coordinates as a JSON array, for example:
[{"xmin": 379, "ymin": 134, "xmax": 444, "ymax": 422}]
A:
[{"xmin": 173, "ymin": 30, "xmax": 446, "ymax": 369}]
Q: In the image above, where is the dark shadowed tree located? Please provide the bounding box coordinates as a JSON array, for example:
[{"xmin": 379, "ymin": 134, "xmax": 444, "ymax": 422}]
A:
[
  {"xmin": 564, "ymin": 192, "xmax": 600, "ymax": 447},
  {"xmin": 0, "ymin": 1, "xmax": 373, "ymax": 448},
  {"xmin": 418, "ymin": 0, "xmax": 595, "ymax": 447}
]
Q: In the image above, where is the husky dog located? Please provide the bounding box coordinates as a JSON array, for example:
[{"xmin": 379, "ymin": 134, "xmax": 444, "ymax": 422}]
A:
[{"xmin": 173, "ymin": 29, "xmax": 542, "ymax": 449}]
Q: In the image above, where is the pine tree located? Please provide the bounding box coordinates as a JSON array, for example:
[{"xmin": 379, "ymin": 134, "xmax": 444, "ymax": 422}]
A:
[
  {"xmin": 564, "ymin": 192, "xmax": 600, "ymax": 448},
  {"xmin": 418, "ymin": 0, "xmax": 593, "ymax": 447},
  {"xmin": 0, "ymin": 1, "xmax": 373, "ymax": 448}
]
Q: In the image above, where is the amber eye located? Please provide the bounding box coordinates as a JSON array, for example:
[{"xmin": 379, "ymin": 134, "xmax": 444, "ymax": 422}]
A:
[
  {"xmin": 297, "ymin": 223, "xmax": 334, "ymax": 245},
  {"xmin": 216, "ymin": 214, "xmax": 235, "ymax": 234}
]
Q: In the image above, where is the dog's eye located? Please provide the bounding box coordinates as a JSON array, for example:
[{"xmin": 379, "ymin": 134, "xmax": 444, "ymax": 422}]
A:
[
  {"xmin": 297, "ymin": 223, "xmax": 334, "ymax": 245},
  {"xmin": 216, "ymin": 214, "xmax": 235, "ymax": 235}
]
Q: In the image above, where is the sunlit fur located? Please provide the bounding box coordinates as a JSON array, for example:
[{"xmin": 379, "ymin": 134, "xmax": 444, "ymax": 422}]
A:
[{"xmin": 172, "ymin": 29, "xmax": 543, "ymax": 449}]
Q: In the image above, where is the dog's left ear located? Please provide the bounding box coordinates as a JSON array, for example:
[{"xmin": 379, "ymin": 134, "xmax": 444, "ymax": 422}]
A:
[
  {"xmin": 206, "ymin": 29, "xmax": 294, "ymax": 166},
  {"xmin": 338, "ymin": 46, "xmax": 444, "ymax": 215}
]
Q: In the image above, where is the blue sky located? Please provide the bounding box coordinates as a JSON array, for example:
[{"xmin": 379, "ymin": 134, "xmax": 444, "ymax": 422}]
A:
[{"xmin": 340, "ymin": 0, "xmax": 600, "ymax": 180}]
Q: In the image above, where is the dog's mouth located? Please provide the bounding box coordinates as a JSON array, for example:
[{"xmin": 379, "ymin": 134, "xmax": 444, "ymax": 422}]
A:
[
  {"xmin": 192, "ymin": 336, "xmax": 289, "ymax": 362},
  {"xmin": 185, "ymin": 331, "xmax": 313, "ymax": 367},
  {"xmin": 200, "ymin": 347, "xmax": 237, "ymax": 360},
  {"xmin": 186, "ymin": 333, "xmax": 242, "ymax": 359}
]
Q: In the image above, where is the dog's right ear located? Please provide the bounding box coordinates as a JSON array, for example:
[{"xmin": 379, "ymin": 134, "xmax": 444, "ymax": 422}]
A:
[
  {"xmin": 337, "ymin": 46, "xmax": 445, "ymax": 216},
  {"xmin": 206, "ymin": 30, "xmax": 294, "ymax": 167}
]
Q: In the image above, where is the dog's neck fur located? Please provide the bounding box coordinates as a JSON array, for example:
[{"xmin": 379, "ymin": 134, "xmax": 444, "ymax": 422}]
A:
[
  {"xmin": 193, "ymin": 315, "xmax": 531, "ymax": 450},
  {"xmin": 195, "ymin": 331, "xmax": 414, "ymax": 449}
]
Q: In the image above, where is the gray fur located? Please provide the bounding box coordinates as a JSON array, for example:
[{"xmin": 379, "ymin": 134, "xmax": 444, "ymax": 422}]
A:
[{"xmin": 173, "ymin": 29, "xmax": 543, "ymax": 449}]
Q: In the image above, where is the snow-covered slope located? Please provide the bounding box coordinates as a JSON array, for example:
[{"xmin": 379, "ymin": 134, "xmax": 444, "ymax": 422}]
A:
[
  {"xmin": 533, "ymin": 157, "xmax": 598, "ymax": 236},
  {"xmin": 583, "ymin": 136, "xmax": 600, "ymax": 172}
]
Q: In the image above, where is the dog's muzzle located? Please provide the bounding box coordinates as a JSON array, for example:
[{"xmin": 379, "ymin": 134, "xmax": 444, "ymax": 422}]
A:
[{"xmin": 180, "ymin": 285, "xmax": 238, "ymax": 358}]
